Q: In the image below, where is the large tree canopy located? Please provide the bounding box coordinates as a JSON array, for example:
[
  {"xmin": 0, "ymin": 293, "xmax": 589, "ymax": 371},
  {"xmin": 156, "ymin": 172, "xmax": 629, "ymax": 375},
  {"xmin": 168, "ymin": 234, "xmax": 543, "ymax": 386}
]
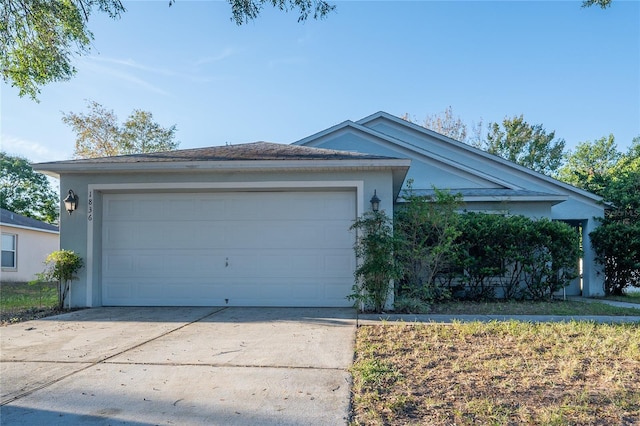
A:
[
  {"xmin": 481, "ymin": 115, "xmax": 566, "ymax": 176},
  {"xmin": 2, "ymin": 0, "xmax": 334, "ymax": 100},
  {"xmin": 0, "ymin": 152, "xmax": 58, "ymax": 224},
  {"xmin": 62, "ymin": 100, "xmax": 180, "ymax": 159}
]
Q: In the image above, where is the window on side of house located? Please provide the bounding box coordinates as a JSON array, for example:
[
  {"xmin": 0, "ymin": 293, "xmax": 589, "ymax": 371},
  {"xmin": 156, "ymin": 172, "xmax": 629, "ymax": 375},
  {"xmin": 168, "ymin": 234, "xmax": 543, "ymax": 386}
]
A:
[{"xmin": 1, "ymin": 233, "xmax": 17, "ymax": 269}]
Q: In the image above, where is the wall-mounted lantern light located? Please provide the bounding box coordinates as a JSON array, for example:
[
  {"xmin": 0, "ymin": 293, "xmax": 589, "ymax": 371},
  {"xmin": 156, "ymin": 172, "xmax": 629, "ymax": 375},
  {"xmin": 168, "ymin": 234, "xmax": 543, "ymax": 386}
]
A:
[
  {"xmin": 64, "ymin": 190, "xmax": 79, "ymax": 215},
  {"xmin": 370, "ymin": 190, "xmax": 381, "ymax": 212}
]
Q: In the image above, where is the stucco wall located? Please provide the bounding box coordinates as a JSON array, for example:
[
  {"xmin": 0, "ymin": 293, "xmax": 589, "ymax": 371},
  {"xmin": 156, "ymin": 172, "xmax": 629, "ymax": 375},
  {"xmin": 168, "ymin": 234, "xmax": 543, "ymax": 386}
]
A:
[
  {"xmin": 1, "ymin": 225, "xmax": 59, "ymax": 282},
  {"xmin": 58, "ymin": 168, "xmax": 399, "ymax": 307}
]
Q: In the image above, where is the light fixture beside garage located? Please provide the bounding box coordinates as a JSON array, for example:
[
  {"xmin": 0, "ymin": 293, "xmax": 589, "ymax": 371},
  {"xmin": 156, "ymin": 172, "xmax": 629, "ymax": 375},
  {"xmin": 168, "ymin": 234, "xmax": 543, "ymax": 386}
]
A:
[
  {"xmin": 370, "ymin": 190, "xmax": 381, "ymax": 212},
  {"xmin": 63, "ymin": 190, "xmax": 79, "ymax": 215}
]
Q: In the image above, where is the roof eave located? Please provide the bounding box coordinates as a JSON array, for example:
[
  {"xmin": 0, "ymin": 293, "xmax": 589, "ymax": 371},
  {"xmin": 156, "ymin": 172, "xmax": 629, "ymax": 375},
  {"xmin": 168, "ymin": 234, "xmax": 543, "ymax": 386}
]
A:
[
  {"xmin": 33, "ymin": 159, "xmax": 412, "ymax": 174},
  {"xmin": 0, "ymin": 222, "xmax": 59, "ymax": 234}
]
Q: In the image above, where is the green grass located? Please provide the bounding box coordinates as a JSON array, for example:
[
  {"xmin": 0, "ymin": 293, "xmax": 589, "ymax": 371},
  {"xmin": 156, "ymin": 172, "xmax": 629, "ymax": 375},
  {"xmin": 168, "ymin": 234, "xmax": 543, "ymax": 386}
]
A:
[
  {"xmin": 427, "ymin": 300, "xmax": 640, "ymax": 316},
  {"xmin": 603, "ymin": 291, "xmax": 640, "ymax": 304},
  {"xmin": 0, "ymin": 281, "xmax": 58, "ymax": 312}
]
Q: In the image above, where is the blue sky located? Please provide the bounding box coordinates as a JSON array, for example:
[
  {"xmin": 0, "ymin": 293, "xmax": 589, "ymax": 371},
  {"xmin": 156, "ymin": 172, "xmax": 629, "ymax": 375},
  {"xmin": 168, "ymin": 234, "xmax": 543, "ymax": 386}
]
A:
[{"xmin": 2, "ymin": 0, "xmax": 639, "ymax": 164}]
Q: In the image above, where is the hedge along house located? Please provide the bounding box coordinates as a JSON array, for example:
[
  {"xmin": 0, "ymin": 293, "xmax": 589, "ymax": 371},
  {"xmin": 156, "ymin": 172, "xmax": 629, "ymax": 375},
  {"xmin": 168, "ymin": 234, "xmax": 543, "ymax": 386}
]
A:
[
  {"xmin": 295, "ymin": 112, "xmax": 606, "ymax": 297},
  {"xmin": 33, "ymin": 143, "xmax": 410, "ymax": 308}
]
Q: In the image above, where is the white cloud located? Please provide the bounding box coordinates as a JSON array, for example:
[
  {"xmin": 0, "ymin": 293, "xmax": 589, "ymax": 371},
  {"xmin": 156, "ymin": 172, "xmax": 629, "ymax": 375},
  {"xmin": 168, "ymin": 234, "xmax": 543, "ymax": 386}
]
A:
[
  {"xmin": 195, "ymin": 47, "xmax": 237, "ymax": 66},
  {"xmin": 1, "ymin": 135, "xmax": 70, "ymax": 163}
]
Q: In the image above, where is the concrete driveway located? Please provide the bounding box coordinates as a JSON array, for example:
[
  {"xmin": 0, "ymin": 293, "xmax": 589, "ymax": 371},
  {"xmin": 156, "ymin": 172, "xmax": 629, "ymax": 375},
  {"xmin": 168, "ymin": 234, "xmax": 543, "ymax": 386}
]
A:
[{"xmin": 1, "ymin": 307, "xmax": 357, "ymax": 425}]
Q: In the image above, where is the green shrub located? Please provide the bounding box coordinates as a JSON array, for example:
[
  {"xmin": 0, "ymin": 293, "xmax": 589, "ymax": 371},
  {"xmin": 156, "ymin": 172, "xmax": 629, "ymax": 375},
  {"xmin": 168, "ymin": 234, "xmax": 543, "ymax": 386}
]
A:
[
  {"xmin": 350, "ymin": 210, "xmax": 400, "ymax": 313},
  {"xmin": 35, "ymin": 250, "xmax": 83, "ymax": 310},
  {"xmin": 394, "ymin": 182, "xmax": 462, "ymax": 302}
]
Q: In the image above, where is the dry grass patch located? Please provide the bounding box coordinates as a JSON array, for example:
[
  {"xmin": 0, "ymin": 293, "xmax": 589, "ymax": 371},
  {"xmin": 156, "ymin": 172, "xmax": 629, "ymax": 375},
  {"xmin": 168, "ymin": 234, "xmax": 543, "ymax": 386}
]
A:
[{"xmin": 351, "ymin": 321, "xmax": 640, "ymax": 425}]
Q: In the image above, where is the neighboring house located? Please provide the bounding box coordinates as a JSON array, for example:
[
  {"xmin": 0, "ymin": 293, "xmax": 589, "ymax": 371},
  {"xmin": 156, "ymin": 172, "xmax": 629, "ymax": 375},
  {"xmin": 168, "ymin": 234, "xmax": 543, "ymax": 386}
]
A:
[
  {"xmin": 1, "ymin": 209, "xmax": 59, "ymax": 283},
  {"xmin": 295, "ymin": 111, "xmax": 605, "ymax": 297},
  {"xmin": 32, "ymin": 112, "xmax": 605, "ymax": 308}
]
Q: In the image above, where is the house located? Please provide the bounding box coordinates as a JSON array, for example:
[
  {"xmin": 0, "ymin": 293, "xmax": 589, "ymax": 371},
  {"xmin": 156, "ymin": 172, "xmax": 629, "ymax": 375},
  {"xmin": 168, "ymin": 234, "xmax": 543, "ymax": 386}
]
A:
[
  {"xmin": 1, "ymin": 209, "xmax": 59, "ymax": 283},
  {"xmin": 33, "ymin": 143, "xmax": 410, "ymax": 307},
  {"xmin": 32, "ymin": 112, "xmax": 604, "ymax": 308},
  {"xmin": 295, "ymin": 111, "xmax": 605, "ymax": 297}
]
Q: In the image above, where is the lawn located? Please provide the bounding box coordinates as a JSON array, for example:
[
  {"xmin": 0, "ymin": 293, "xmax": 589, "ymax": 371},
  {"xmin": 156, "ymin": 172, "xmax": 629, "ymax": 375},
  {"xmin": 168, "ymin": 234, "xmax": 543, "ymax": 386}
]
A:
[
  {"xmin": 427, "ymin": 299, "xmax": 640, "ymax": 316},
  {"xmin": 603, "ymin": 292, "xmax": 640, "ymax": 304},
  {"xmin": 351, "ymin": 321, "xmax": 640, "ymax": 425},
  {"xmin": 0, "ymin": 281, "xmax": 60, "ymax": 324}
]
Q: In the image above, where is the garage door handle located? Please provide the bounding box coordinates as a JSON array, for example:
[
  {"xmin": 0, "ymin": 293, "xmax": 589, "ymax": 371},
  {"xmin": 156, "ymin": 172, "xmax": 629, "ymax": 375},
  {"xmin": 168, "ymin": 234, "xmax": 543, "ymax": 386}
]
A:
[{"xmin": 225, "ymin": 258, "xmax": 229, "ymax": 267}]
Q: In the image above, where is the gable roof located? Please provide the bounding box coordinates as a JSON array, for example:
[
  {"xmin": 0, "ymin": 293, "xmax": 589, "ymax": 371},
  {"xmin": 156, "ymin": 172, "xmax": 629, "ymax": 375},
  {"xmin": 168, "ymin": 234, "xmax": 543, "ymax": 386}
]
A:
[
  {"xmin": 0, "ymin": 209, "xmax": 59, "ymax": 233},
  {"xmin": 295, "ymin": 111, "xmax": 602, "ymax": 207},
  {"xmin": 356, "ymin": 111, "xmax": 602, "ymax": 203},
  {"xmin": 295, "ymin": 119, "xmax": 519, "ymax": 189}
]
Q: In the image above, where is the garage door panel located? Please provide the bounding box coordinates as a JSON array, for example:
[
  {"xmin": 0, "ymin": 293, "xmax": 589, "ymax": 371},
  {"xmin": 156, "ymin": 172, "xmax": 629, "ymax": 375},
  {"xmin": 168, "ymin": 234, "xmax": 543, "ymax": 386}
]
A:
[{"xmin": 102, "ymin": 191, "xmax": 356, "ymax": 307}]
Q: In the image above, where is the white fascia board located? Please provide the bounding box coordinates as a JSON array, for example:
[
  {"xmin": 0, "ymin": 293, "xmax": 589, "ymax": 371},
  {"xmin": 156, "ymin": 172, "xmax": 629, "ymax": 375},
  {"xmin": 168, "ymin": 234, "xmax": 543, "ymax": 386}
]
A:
[
  {"xmin": 0, "ymin": 223, "xmax": 59, "ymax": 235},
  {"xmin": 34, "ymin": 158, "xmax": 411, "ymax": 174}
]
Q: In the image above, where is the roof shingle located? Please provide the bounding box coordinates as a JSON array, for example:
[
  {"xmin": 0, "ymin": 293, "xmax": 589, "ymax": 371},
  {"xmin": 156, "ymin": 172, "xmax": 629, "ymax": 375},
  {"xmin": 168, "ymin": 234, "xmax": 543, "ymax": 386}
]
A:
[{"xmin": 35, "ymin": 142, "xmax": 395, "ymax": 165}]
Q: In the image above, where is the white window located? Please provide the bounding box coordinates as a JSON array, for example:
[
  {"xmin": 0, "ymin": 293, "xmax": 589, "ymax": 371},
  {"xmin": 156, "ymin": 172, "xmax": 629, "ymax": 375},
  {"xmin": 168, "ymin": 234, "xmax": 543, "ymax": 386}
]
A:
[{"xmin": 1, "ymin": 233, "xmax": 17, "ymax": 269}]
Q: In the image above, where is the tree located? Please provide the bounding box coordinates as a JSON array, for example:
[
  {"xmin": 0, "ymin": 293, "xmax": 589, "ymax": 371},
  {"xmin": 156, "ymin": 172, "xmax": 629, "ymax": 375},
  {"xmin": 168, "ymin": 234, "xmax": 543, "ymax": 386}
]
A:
[
  {"xmin": 1, "ymin": 0, "xmax": 126, "ymax": 100},
  {"xmin": 556, "ymin": 134, "xmax": 620, "ymax": 196},
  {"xmin": 62, "ymin": 100, "xmax": 179, "ymax": 158},
  {"xmin": 0, "ymin": 152, "xmax": 58, "ymax": 223},
  {"xmin": 481, "ymin": 115, "xmax": 565, "ymax": 175},
  {"xmin": 2, "ymin": 0, "xmax": 334, "ymax": 100},
  {"xmin": 403, "ymin": 106, "xmax": 468, "ymax": 142},
  {"xmin": 119, "ymin": 110, "xmax": 179, "ymax": 155},
  {"xmin": 588, "ymin": 136, "xmax": 640, "ymax": 295}
]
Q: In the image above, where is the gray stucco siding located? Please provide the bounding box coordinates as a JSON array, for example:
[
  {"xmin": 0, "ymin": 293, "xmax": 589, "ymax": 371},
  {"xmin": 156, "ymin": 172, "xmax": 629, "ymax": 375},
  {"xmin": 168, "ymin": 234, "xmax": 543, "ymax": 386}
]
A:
[{"xmin": 58, "ymin": 168, "xmax": 400, "ymax": 307}]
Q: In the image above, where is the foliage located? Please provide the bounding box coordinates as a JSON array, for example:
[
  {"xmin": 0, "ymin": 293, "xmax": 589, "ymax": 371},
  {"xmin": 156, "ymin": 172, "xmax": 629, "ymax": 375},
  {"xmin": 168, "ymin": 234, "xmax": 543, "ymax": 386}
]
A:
[
  {"xmin": 588, "ymin": 138, "xmax": 640, "ymax": 295},
  {"xmin": 402, "ymin": 106, "xmax": 468, "ymax": 142},
  {"xmin": 35, "ymin": 250, "xmax": 83, "ymax": 309},
  {"xmin": 223, "ymin": 0, "xmax": 335, "ymax": 25},
  {"xmin": 62, "ymin": 100, "xmax": 180, "ymax": 158},
  {"xmin": 401, "ymin": 106, "xmax": 484, "ymax": 146},
  {"xmin": 582, "ymin": 0, "xmax": 612, "ymax": 8},
  {"xmin": 457, "ymin": 215, "xmax": 580, "ymax": 301},
  {"xmin": 1, "ymin": 0, "xmax": 125, "ymax": 100},
  {"xmin": 392, "ymin": 296, "xmax": 431, "ymax": 314},
  {"xmin": 0, "ymin": 152, "xmax": 58, "ymax": 223},
  {"xmin": 456, "ymin": 213, "xmax": 507, "ymax": 300},
  {"xmin": 520, "ymin": 219, "xmax": 581, "ymax": 300},
  {"xmin": 2, "ymin": 0, "xmax": 333, "ymax": 100},
  {"xmin": 394, "ymin": 183, "xmax": 462, "ymax": 302},
  {"xmin": 556, "ymin": 134, "xmax": 620, "ymax": 196},
  {"xmin": 397, "ymin": 211, "xmax": 581, "ymax": 303},
  {"xmin": 349, "ymin": 210, "xmax": 400, "ymax": 313},
  {"xmin": 482, "ymin": 115, "xmax": 565, "ymax": 176}
]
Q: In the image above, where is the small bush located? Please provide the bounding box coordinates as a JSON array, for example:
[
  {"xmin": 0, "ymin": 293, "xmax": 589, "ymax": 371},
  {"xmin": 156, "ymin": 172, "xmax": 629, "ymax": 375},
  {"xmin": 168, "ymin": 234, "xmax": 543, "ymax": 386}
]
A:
[
  {"xmin": 393, "ymin": 296, "xmax": 431, "ymax": 314},
  {"xmin": 35, "ymin": 250, "xmax": 83, "ymax": 310}
]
